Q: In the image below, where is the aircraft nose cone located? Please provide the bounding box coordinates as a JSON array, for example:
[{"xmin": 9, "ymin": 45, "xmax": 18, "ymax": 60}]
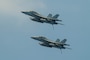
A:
[
  {"xmin": 21, "ymin": 11, "xmax": 25, "ymax": 13},
  {"xmin": 31, "ymin": 36, "xmax": 37, "ymax": 39},
  {"xmin": 21, "ymin": 11, "xmax": 31, "ymax": 16},
  {"xmin": 31, "ymin": 37, "xmax": 34, "ymax": 39}
]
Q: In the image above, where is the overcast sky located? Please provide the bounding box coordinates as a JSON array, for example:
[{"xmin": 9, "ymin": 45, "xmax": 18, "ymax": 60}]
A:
[{"xmin": 0, "ymin": 0, "xmax": 90, "ymax": 60}]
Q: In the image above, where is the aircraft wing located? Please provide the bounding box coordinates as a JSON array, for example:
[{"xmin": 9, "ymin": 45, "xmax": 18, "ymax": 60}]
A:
[
  {"xmin": 34, "ymin": 13, "xmax": 47, "ymax": 19},
  {"xmin": 31, "ymin": 36, "xmax": 55, "ymax": 43},
  {"xmin": 42, "ymin": 39, "xmax": 55, "ymax": 44}
]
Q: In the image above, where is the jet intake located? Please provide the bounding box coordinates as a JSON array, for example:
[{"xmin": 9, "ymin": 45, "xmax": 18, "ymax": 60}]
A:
[{"xmin": 30, "ymin": 17, "xmax": 36, "ymax": 21}]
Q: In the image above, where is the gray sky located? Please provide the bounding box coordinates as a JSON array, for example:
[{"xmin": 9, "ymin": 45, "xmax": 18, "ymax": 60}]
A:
[{"xmin": 0, "ymin": 0, "xmax": 90, "ymax": 60}]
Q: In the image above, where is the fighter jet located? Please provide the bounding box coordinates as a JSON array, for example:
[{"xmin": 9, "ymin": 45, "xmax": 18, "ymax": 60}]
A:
[
  {"xmin": 31, "ymin": 36, "xmax": 71, "ymax": 51},
  {"xmin": 21, "ymin": 11, "xmax": 63, "ymax": 25}
]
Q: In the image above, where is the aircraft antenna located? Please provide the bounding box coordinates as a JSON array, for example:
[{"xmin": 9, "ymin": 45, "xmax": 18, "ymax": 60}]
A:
[
  {"xmin": 60, "ymin": 49, "xmax": 62, "ymax": 54},
  {"xmin": 66, "ymin": 47, "xmax": 72, "ymax": 50},
  {"xmin": 52, "ymin": 24, "xmax": 54, "ymax": 30}
]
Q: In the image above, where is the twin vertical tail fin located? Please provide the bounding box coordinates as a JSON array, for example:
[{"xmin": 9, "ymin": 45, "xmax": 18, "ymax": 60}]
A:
[
  {"xmin": 56, "ymin": 39, "xmax": 70, "ymax": 46},
  {"xmin": 53, "ymin": 14, "xmax": 59, "ymax": 18},
  {"xmin": 56, "ymin": 39, "xmax": 67, "ymax": 44},
  {"xmin": 56, "ymin": 39, "xmax": 67, "ymax": 43},
  {"xmin": 56, "ymin": 39, "xmax": 60, "ymax": 42},
  {"xmin": 47, "ymin": 14, "xmax": 59, "ymax": 19},
  {"xmin": 61, "ymin": 39, "xmax": 70, "ymax": 46},
  {"xmin": 47, "ymin": 14, "xmax": 52, "ymax": 18},
  {"xmin": 60, "ymin": 39, "xmax": 67, "ymax": 43}
]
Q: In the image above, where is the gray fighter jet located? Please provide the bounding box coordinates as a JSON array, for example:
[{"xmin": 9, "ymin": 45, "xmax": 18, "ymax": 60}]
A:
[
  {"xmin": 31, "ymin": 36, "xmax": 70, "ymax": 50},
  {"xmin": 21, "ymin": 11, "xmax": 63, "ymax": 25}
]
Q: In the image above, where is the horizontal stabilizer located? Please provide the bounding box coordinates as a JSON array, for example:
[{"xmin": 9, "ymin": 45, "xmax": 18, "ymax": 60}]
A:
[
  {"xmin": 64, "ymin": 44, "xmax": 70, "ymax": 46},
  {"xmin": 58, "ymin": 23, "xmax": 64, "ymax": 25}
]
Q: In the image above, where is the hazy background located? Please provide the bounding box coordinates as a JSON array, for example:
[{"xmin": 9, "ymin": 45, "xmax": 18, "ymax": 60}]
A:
[{"xmin": 0, "ymin": 0, "xmax": 90, "ymax": 60}]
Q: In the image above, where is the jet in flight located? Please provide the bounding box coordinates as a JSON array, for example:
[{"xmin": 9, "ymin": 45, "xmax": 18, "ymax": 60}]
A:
[
  {"xmin": 21, "ymin": 11, "xmax": 63, "ymax": 25},
  {"xmin": 31, "ymin": 36, "xmax": 71, "ymax": 50}
]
